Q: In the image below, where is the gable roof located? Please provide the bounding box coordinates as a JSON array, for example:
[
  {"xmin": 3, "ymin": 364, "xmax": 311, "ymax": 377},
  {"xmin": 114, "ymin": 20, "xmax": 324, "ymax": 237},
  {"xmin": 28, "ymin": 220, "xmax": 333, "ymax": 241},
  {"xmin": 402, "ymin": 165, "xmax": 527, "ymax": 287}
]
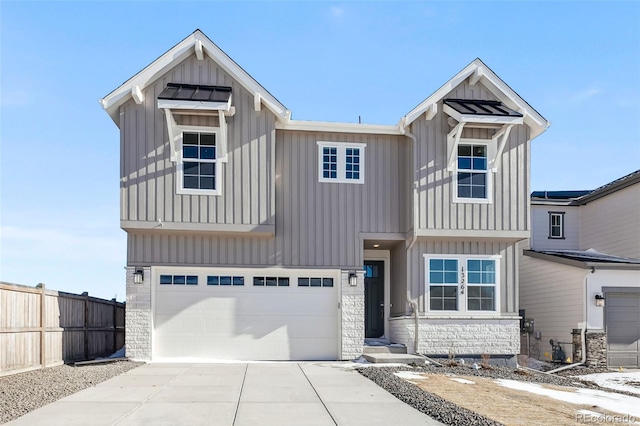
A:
[
  {"xmin": 100, "ymin": 29, "xmax": 288, "ymax": 125},
  {"xmin": 402, "ymin": 58, "xmax": 549, "ymax": 139}
]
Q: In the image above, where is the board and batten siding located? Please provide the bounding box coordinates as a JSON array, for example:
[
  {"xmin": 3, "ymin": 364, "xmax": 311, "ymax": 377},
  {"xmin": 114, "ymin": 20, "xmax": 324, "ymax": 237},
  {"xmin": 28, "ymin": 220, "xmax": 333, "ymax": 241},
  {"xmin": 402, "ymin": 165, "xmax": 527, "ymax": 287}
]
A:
[
  {"xmin": 519, "ymin": 254, "xmax": 586, "ymax": 360},
  {"xmin": 406, "ymin": 239, "xmax": 522, "ymax": 314},
  {"xmin": 120, "ymin": 53, "xmax": 276, "ymax": 227},
  {"xmin": 530, "ymin": 205, "xmax": 581, "ymax": 250},
  {"xmin": 410, "ymin": 81, "xmax": 531, "ymax": 233},
  {"xmin": 127, "ymin": 131, "xmax": 410, "ymax": 268},
  {"xmin": 580, "ymin": 184, "xmax": 640, "ymax": 259}
]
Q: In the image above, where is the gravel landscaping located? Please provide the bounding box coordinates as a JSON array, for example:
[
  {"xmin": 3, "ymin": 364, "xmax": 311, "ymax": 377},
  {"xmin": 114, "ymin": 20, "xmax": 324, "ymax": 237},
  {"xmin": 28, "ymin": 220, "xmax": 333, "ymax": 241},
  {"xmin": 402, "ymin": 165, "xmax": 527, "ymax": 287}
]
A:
[
  {"xmin": 0, "ymin": 361, "xmax": 143, "ymax": 424},
  {"xmin": 357, "ymin": 364, "xmax": 635, "ymax": 426}
]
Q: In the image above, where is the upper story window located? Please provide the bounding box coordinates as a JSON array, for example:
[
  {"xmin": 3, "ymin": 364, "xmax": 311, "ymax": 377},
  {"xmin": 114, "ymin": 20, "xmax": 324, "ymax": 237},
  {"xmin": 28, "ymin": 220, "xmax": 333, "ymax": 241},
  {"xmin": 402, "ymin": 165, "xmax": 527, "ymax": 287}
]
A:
[
  {"xmin": 456, "ymin": 144, "xmax": 489, "ymax": 202},
  {"xmin": 548, "ymin": 212, "xmax": 565, "ymax": 239},
  {"xmin": 425, "ymin": 254, "xmax": 500, "ymax": 313},
  {"xmin": 317, "ymin": 142, "xmax": 366, "ymax": 184},
  {"xmin": 178, "ymin": 129, "xmax": 220, "ymax": 195}
]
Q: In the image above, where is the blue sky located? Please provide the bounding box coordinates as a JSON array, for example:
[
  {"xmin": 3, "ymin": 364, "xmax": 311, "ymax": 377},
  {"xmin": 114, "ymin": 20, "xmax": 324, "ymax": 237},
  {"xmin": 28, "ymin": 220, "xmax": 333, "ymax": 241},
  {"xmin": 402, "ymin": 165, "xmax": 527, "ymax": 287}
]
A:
[{"xmin": 1, "ymin": 1, "xmax": 639, "ymax": 300}]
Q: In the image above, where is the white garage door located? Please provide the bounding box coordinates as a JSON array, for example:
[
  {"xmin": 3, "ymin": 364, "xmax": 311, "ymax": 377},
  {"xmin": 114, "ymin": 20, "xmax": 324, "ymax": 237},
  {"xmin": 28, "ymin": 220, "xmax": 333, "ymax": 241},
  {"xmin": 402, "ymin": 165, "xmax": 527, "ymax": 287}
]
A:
[
  {"xmin": 153, "ymin": 268, "xmax": 340, "ymax": 361},
  {"xmin": 606, "ymin": 293, "xmax": 640, "ymax": 368}
]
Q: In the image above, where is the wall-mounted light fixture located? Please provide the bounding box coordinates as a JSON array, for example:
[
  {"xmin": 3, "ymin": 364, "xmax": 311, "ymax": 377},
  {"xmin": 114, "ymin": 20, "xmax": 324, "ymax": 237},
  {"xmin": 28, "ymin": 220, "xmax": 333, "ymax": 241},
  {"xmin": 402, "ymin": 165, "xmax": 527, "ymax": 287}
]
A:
[
  {"xmin": 372, "ymin": 244, "xmax": 380, "ymax": 248},
  {"xmin": 348, "ymin": 271, "xmax": 358, "ymax": 286},
  {"xmin": 133, "ymin": 268, "xmax": 144, "ymax": 284},
  {"xmin": 595, "ymin": 293, "xmax": 605, "ymax": 307}
]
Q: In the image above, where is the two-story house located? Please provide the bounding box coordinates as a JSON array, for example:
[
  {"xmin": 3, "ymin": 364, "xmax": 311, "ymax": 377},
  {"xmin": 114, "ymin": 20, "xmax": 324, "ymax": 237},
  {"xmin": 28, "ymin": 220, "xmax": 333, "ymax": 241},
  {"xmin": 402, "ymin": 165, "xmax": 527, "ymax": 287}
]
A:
[
  {"xmin": 101, "ymin": 30, "xmax": 549, "ymax": 362},
  {"xmin": 520, "ymin": 170, "xmax": 640, "ymax": 367}
]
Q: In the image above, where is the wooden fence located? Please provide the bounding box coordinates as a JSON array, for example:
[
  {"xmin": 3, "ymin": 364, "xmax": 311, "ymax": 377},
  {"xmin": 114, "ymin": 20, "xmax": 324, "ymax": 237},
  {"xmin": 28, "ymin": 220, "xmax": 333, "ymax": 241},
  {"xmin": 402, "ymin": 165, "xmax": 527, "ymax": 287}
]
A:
[{"xmin": 0, "ymin": 282, "xmax": 125, "ymax": 376}]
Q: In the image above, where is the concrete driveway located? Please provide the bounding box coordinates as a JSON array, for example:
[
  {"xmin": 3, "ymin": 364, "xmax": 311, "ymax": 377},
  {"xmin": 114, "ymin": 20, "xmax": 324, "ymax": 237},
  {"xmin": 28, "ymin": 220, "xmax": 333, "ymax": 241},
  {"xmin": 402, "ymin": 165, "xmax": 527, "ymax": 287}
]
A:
[{"xmin": 7, "ymin": 362, "xmax": 443, "ymax": 426}]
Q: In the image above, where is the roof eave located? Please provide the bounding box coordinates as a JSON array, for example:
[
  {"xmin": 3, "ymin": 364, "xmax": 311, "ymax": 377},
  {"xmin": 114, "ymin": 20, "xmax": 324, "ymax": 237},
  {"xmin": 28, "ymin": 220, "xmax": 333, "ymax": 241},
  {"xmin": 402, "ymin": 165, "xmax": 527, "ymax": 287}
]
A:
[
  {"xmin": 523, "ymin": 250, "xmax": 640, "ymax": 270},
  {"xmin": 99, "ymin": 30, "xmax": 288, "ymax": 128},
  {"xmin": 402, "ymin": 58, "xmax": 550, "ymax": 140}
]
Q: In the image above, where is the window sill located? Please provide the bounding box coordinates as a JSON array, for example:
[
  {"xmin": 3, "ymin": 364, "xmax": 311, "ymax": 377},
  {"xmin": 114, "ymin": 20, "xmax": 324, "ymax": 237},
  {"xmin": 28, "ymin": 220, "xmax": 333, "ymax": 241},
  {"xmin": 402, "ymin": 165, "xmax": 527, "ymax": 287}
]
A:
[
  {"xmin": 452, "ymin": 197, "xmax": 492, "ymax": 204},
  {"xmin": 547, "ymin": 236, "xmax": 565, "ymax": 240},
  {"xmin": 176, "ymin": 188, "xmax": 222, "ymax": 196},
  {"xmin": 318, "ymin": 178, "xmax": 365, "ymax": 184}
]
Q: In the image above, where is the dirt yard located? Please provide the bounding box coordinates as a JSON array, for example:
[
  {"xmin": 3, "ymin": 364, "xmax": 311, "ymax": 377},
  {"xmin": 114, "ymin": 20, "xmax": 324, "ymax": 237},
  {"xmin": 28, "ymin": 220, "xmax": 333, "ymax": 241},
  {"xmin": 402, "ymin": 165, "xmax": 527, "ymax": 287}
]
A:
[{"xmin": 413, "ymin": 373, "xmax": 630, "ymax": 426}]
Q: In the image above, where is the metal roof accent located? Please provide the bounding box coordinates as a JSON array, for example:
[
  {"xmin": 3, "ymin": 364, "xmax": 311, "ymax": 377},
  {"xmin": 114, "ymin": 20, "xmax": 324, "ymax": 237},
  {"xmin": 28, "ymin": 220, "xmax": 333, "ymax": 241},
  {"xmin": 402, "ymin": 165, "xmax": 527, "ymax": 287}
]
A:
[
  {"xmin": 158, "ymin": 83, "xmax": 232, "ymax": 103},
  {"xmin": 443, "ymin": 99, "xmax": 523, "ymax": 117}
]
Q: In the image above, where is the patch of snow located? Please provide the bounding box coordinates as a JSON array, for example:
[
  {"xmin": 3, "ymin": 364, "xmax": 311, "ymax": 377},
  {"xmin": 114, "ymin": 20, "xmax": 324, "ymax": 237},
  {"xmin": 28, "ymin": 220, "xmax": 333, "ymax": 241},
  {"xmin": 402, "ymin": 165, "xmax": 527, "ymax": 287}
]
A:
[
  {"xmin": 450, "ymin": 378, "xmax": 475, "ymax": 384},
  {"xmin": 389, "ymin": 343, "xmax": 406, "ymax": 348},
  {"xmin": 496, "ymin": 379, "xmax": 640, "ymax": 418},
  {"xmin": 520, "ymin": 357, "xmax": 551, "ymax": 371},
  {"xmin": 394, "ymin": 371, "xmax": 426, "ymax": 381},
  {"xmin": 578, "ymin": 372, "xmax": 640, "ymax": 396}
]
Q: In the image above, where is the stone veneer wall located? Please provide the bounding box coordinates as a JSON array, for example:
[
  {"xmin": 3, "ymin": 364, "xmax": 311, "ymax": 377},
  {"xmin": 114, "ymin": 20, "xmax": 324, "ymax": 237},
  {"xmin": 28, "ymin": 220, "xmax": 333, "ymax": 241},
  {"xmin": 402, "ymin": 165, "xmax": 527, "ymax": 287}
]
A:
[
  {"xmin": 585, "ymin": 331, "xmax": 607, "ymax": 367},
  {"xmin": 389, "ymin": 318, "xmax": 520, "ymax": 355},
  {"xmin": 340, "ymin": 270, "xmax": 365, "ymax": 360},
  {"xmin": 125, "ymin": 266, "xmax": 152, "ymax": 361}
]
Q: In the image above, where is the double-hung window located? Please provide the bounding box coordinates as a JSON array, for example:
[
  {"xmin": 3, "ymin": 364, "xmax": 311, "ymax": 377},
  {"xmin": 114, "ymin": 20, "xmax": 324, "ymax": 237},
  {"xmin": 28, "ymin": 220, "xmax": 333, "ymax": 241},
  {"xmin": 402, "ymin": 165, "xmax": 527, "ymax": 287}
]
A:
[
  {"xmin": 178, "ymin": 129, "xmax": 219, "ymax": 195},
  {"xmin": 425, "ymin": 255, "xmax": 499, "ymax": 313},
  {"xmin": 317, "ymin": 142, "xmax": 366, "ymax": 184},
  {"xmin": 548, "ymin": 212, "xmax": 565, "ymax": 239},
  {"xmin": 456, "ymin": 144, "xmax": 488, "ymax": 201}
]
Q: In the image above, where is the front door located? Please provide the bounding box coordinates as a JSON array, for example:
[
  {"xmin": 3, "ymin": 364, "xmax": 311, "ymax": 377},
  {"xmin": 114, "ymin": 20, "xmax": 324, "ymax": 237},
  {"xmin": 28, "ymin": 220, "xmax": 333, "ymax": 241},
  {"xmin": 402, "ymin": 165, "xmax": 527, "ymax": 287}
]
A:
[{"xmin": 364, "ymin": 260, "xmax": 384, "ymax": 338}]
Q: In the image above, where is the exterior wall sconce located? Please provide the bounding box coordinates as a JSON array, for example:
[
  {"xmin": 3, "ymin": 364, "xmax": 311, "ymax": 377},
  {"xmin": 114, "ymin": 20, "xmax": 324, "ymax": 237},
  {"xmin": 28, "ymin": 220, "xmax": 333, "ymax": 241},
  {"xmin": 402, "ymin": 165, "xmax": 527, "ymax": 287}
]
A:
[
  {"xmin": 348, "ymin": 271, "xmax": 358, "ymax": 286},
  {"xmin": 133, "ymin": 268, "xmax": 144, "ymax": 284},
  {"xmin": 595, "ymin": 293, "xmax": 605, "ymax": 307}
]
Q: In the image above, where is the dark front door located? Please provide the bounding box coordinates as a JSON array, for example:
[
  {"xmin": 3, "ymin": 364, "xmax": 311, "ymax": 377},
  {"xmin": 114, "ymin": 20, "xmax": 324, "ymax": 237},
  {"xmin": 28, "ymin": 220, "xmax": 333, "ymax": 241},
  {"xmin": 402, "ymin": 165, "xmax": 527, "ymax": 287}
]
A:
[{"xmin": 364, "ymin": 260, "xmax": 384, "ymax": 338}]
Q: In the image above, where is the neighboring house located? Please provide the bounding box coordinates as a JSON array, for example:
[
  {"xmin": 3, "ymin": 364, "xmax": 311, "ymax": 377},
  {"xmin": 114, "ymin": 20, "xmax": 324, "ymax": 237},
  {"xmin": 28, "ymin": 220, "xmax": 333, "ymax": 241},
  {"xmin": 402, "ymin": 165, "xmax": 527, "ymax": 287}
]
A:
[
  {"xmin": 100, "ymin": 29, "xmax": 549, "ymax": 362},
  {"xmin": 520, "ymin": 170, "xmax": 640, "ymax": 367}
]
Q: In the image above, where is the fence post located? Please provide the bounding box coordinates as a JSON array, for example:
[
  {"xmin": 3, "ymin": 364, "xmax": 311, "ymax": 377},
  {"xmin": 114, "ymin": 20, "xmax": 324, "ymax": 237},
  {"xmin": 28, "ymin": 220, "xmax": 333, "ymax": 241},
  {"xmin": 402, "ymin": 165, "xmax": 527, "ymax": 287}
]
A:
[
  {"xmin": 112, "ymin": 298, "xmax": 117, "ymax": 354},
  {"xmin": 82, "ymin": 292, "xmax": 89, "ymax": 360},
  {"xmin": 36, "ymin": 283, "xmax": 46, "ymax": 369}
]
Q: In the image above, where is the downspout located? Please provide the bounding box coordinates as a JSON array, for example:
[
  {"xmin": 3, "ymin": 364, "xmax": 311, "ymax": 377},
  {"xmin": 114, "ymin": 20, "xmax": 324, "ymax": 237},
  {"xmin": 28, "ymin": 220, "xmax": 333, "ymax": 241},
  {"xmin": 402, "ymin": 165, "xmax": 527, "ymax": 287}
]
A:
[
  {"xmin": 401, "ymin": 118, "xmax": 420, "ymax": 355},
  {"xmin": 546, "ymin": 270, "xmax": 589, "ymax": 374}
]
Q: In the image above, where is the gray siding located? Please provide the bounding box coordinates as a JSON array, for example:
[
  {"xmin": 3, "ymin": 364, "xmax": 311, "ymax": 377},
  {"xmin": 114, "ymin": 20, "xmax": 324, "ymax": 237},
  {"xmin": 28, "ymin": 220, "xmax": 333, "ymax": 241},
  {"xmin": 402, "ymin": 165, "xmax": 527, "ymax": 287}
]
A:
[
  {"xmin": 530, "ymin": 205, "xmax": 581, "ymax": 250},
  {"xmin": 406, "ymin": 238, "xmax": 521, "ymax": 314},
  {"xmin": 128, "ymin": 131, "xmax": 410, "ymax": 267},
  {"xmin": 580, "ymin": 184, "xmax": 640, "ymax": 258},
  {"xmin": 410, "ymin": 81, "xmax": 531, "ymax": 233},
  {"xmin": 390, "ymin": 242, "xmax": 408, "ymax": 317},
  {"xmin": 519, "ymin": 254, "xmax": 585, "ymax": 360},
  {"xmin": 120, "ymin": 54, "xmax": 276, "ymax": 226}
]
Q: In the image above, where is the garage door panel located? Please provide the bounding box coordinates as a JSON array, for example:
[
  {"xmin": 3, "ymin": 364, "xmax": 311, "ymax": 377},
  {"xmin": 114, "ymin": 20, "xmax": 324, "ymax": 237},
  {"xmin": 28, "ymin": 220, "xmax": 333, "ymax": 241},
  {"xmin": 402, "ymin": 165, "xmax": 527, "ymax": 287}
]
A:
[
  {"xmin": 607, "ymin": 293, "xmax": 640, "ymax": 368},
  {"xmin": 153, "ymin": 270, "xmax": 340, "ymax": 361}
]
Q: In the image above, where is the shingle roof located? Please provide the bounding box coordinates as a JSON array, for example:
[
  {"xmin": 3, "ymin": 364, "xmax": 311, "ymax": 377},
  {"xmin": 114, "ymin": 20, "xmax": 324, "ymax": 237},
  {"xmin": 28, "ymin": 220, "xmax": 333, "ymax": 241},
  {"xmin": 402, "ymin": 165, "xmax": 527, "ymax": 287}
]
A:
[
  {"xmin": 158, "ymin": 83, "xmax": 232, "ymax": 103},
  {"xmin": 443, "ymin": 99, "xmax": 523, "ymax": 117}
]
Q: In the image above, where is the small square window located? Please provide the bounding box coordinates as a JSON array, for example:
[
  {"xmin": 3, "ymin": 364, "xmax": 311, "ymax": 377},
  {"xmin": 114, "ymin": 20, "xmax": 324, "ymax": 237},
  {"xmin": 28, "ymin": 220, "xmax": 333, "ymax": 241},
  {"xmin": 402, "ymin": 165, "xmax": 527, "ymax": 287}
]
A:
[
  {"xmin": 322, "ymin": 278, "xmax": 333, "ymax": 287},
  {"xmin": 173, "ymin": 276, "xmax": 186, "ymax": 285},
  {"xmin": 220, "ymin": 276, "xmax": 232, "ymax": 286},
  {"xmin": 253, "ymin": 277, "xmax": 265, "ymax": 286},
  {"xmin": 233, "ymin": 276, "xmax": 244, "ymax": 286},
  {"xmin": 207, "ymin": 276, "xmax": 219, "ymax": 286},
  {"xmin": 298, "ymin": 278, "xmax": 309, "ymax": 287},
  {"xmin": 278, "ymin": 277, "xmax": 290, "ymax": 287},
  {"xmin": 186, "ymin": 276, "xmax": 198, "ymax": 285},
  {"xmin": 310, "ymin": 278, "xmax": 322, "ymax": 287},
  {"xmin": 160, "ymin": 275, "xmax": 172, "ymax": 285},
  {"xmin": 265, "ymin": 277, "xmax": 277, "ymax": 287}
]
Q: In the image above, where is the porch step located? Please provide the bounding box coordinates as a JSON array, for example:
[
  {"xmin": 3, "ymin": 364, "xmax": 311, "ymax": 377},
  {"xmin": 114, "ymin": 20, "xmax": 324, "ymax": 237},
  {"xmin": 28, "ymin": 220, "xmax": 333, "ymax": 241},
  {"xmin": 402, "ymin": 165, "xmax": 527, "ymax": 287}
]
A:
[
  {"xmin": 362, "ymin": 353, "xmax": 427, "ymax": 365},
  {"xmin": 363, "ymin": 344, "xmax": 407, "ymax": 354}
]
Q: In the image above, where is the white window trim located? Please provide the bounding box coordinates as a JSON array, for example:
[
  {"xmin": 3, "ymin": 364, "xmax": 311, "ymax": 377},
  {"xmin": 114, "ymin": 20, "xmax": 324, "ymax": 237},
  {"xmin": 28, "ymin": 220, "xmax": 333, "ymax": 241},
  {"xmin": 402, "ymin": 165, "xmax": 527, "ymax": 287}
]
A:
[
  {"xmin": 423, "ymin": 254, "xmax": 501, "ymax": 314},
  {"xmin": 452, "ymin": 139, "xmax": 493, "ymax": 204},
  {"xmin": 176, "ymin": 125, "xmax": 222, "ymax": 196},
  {"xmin": 548, "ymin": 211, "xmax": 565, "ymax": 239},
  {"xmin": 317, "ymin": 141, "xmax": 366, "ymax": 184}
]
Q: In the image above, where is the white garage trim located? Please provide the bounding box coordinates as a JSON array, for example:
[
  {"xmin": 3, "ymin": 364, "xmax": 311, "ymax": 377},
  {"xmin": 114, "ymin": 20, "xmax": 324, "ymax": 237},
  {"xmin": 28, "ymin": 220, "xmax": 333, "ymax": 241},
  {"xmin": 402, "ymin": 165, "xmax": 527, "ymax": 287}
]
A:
[{"xmin": 150, "ymin": 266, "xmax": 342, "ymax": 361}]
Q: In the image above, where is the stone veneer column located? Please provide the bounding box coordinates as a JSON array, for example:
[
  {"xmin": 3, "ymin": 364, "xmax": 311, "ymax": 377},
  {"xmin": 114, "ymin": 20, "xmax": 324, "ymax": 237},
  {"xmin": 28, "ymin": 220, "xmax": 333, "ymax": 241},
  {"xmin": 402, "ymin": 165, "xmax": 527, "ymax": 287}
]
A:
[
  {"xmin": 340, "ymin": 270, "xmax": 365, "ymax": 360},
  {"xmin": 585, "ymin": 331, "xmax": 607, "ymax": 367},
  {"xmin": 125, "ymin": 266, "xmax": 152, "ymax": 361}
]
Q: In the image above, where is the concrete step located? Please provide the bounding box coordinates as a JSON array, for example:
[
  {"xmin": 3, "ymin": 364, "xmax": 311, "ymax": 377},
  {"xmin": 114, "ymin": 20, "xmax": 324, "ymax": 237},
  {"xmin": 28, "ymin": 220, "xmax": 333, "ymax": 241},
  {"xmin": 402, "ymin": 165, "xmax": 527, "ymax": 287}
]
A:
[
  {"xmin": 362, "ymin": 345, "xmax": 407, "ymax": 354},
  {"xmin": 362, "ymin": 353, "xmax": 427, "ymax": 365}
]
